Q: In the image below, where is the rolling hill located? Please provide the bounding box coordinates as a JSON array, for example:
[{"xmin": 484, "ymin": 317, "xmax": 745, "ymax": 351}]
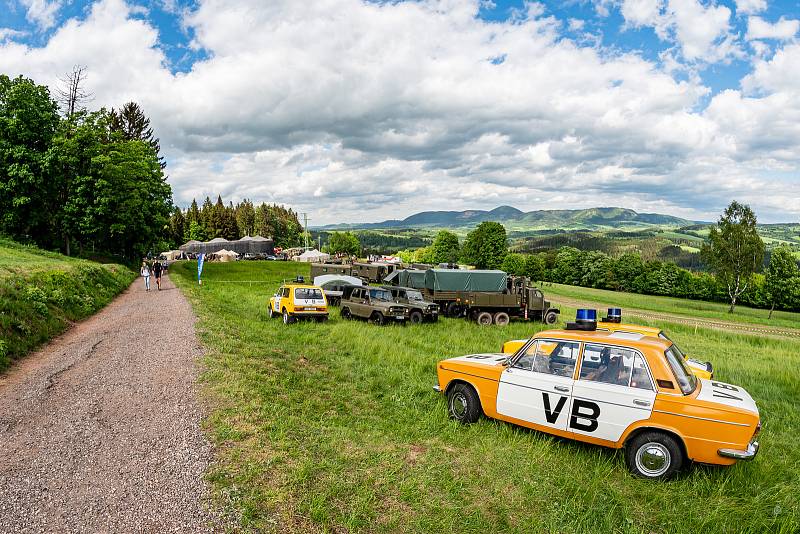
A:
[{"xmin": 317, "ymin": 206, "xmax": 698, "ymax": 231}]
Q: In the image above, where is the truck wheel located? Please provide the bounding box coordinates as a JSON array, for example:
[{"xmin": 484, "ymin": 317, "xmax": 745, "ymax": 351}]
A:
[
  {"xmin": 476, "ymin": 311, "xmax": 493, "ymax": 326},
  {"xmin": 447, "ymin": 383, "xmax": 481, "ymax": 424},
  {"xmin": 493, "ymin": 312, "xmax": 510, "ymax": 326},
  {"xmin": 446, "ymin": 302, "xmax": 462, "ymax": 318},
  {"xmin": 409, "ymin": 310, "xmax": 424, "ymax": 324},
  {"xmin": 544, "ymin": 310, "xmax": 559, "ymax": 325},
  {"xmin": 369, "ymin": 312, "xmax": 385, "ymax": 325},
  {"xmin": 625, "ymin": 432, "xmax": 684, "ymax": 480},
  {"xmin": 341, "ymin": 307, "xmax": 352, "ymax": 319},
  {"xmin": 282, "ymin": 309, "xmax": 295, "ymax": 324}
]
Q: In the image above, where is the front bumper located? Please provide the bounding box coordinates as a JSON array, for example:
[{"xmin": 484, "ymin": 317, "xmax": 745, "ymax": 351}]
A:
[{"xmin": 718, "ymin": 440, "xmax": 759, "ymax": 460}]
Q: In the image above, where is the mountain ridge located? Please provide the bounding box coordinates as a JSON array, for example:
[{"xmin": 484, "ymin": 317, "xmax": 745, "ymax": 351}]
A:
[{"xmin": 316, "ymin": 206, "xmax": 700, "ymax": 230}]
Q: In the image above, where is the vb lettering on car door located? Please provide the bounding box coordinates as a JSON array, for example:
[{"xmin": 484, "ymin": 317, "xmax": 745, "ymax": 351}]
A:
[{"xmin": 496, "ymin": 340, "xmax": 580, "ymax": 431}]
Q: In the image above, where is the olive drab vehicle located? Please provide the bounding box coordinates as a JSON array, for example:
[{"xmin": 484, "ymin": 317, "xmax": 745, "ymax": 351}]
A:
[
  {"xmin": 382, "ymin": 286, "xmax": 439, "ymax": 323},
  {"xmin": 387, "ymin": 268, "xmax": 559, "ymax": 326},
  {"xmin": 340, "ymin": 286, "xmax": 411, "ymax": 325}
]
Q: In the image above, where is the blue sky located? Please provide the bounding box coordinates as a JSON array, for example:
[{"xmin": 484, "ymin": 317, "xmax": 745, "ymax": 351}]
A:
[{"xmin": 1, "ymin": 0, "xmax": 799, "ymax": 223}]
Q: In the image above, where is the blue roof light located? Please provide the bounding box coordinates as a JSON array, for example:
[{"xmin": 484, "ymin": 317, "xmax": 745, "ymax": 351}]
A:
[{"xmin": 576, "ymin": 309, "xmax": 597, "ymax": 322}]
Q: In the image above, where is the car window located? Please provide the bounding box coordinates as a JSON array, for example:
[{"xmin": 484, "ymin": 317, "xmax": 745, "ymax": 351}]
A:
[
  {"xmin": 665, "ymin": 345, "xmax": 697, "ymax": 395},
  {"xmin": 368, "ymin": 288, "xmax": 392, "ymax": 301},
  {"xmin": 282, "ymin": 287, "xmax": 290, "ymax": 298},
  {"xmin": 532, "ymin": 340, "xmax": 580, "ymax": 377},
  {"xmin": 512, "ymin": 340, "xmax": 537, "ymax": 370},
  {"xmin": 295, "ymin": 288, "xmax": 322, "ymax": 300},
  {"xmin": 579, "ymin": 344, "xmax": 651, "ymax": 389}
]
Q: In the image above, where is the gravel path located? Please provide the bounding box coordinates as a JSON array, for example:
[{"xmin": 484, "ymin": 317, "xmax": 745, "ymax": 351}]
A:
[{"xmin": 0, "ymin": 273, "xmax": 223, "ymax": 533}]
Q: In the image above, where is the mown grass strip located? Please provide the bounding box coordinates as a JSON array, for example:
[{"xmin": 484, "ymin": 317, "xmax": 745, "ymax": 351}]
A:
[{"xmin": 173, "ymin": 260, "xmax": 799, "ymax": 533}]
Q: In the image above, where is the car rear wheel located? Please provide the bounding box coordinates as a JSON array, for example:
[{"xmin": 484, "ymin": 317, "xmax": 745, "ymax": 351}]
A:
[
  {"xmin": 544, "ymin": 310, "xmax": 559, "ymax": 325},
  {"xmin": 282, "ymin": 309, "xmax": 295, "ymax": 325},
  {"xmin": 340, "ymin": 307, "xmax": 352, "ymax": 319},
  {"xmin": 625, "ymin": 431, "xmax": 684, "ymax": 480},
  {"xmin": 409, "ymin": 310, "xmax": 424, "ymax": 324},
  {"xmin": 476, "ymin": 311, "xmax": 493, "ymax": 326},
  {"xmin": 493, "ymin": 312, "xmax": 510, "ymax": 326},
  {"xmin": 447, "ymin": 383, "xmax": 481, "ymax": 424},
  {"xmin": 369, "ymin": 312, "xmax": 385, "ymax": 325}
]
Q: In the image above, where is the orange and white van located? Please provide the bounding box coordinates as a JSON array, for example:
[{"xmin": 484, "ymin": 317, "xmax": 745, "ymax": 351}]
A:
[{"xmin": 435, "ymin": 327, "xmax": 760, "ymax": 479}]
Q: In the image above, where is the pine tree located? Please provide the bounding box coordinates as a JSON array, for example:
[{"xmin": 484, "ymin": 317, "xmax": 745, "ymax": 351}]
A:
[{"xmin": 109, "ymin": 102, "xmax": 165, "ymax": 168}]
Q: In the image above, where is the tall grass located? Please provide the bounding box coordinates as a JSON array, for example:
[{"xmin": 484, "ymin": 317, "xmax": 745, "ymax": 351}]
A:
[
  {"xmin": 0, "ymin": 239, "xmax": 135, "ymax": 371},
  {"xmin": 173, "ymin": 260, "xmax": 799, "ymax": 533}
]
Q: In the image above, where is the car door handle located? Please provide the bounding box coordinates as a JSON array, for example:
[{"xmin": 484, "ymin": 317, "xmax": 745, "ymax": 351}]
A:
[
  {"xmin": 554, "ymin": 386, "xmax": 569, "ymax": 393},
  {"xmin": 633, "ymin": 399, "xmax": 651, "ymax": 407}
]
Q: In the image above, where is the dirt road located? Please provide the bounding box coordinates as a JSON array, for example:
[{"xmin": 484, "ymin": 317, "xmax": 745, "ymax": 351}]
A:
[
  {"xmin": 0, "ymin": 274, "xmax": 222, "ymax": 533},
  {"xmin": 548, "ymin": 294, "xmax": 800, "ymax": 339}
]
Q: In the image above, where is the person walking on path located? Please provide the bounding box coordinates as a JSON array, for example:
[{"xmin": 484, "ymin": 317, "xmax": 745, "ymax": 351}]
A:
[
  {"xmin": 152, "ymin": 260, "xmax": 163, "ymax": 291},
  {"xmin": 141, "ymin": 261, "xmax": 151, "ymax": 291}
]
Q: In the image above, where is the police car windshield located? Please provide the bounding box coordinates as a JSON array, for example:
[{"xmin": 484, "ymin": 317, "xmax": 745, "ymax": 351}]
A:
[
  {"xmin": 665, "ymin": 345, "xmax": 697, "ymax": 395},
  {"xmin": 369, "ymin": 288, "xmax": 392, "ymax": 301}
]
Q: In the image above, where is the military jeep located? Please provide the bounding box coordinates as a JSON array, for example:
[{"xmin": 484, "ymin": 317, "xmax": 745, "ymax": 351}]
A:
[
  {"xmin": 340, "ymin": 286, "xmax": 410, "ymax": 325},
  {"xmin": 382, "ymin": 286, "xmax": 439, "ymax": 323}
]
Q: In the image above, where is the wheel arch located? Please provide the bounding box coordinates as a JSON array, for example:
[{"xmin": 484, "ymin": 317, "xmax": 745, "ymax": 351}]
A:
[
  {"xmin": 443, "ymin": 379, "xmax": 485, "ymax": 414},
  {"xmin": 622, "ymin": 424, "xmax": 688, "ymax": 460}
]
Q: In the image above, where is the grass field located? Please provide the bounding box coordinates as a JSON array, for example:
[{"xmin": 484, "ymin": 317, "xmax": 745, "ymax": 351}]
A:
[
  {"xmin": 172, "ymin": 260, "xmax": 799, "ymax": 533},
  {"xmin": 0, "ymin": 238, "xmax": 135, "ymax": 371},
  {"xmin": 544, "ymin": 283, "xmax": 800, "ymax": 331}
]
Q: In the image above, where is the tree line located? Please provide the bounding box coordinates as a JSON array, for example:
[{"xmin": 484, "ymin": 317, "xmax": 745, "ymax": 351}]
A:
[
  {"xmin": 166, "ymin": 196, "xmax": 303, "ymax": 249},
  {"xmin": 396, "ymin": 204, "xmax": 800, "ymax": 315},
  {"xmin": 0, "ymin": 74, "xmax": 171, "ymax": 260}
]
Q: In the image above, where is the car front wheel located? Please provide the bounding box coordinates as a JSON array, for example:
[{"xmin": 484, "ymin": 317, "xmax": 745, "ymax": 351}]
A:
[
  {"xmin": 268, "ymin": 305, "xmax": 274, "ymax": 319},
  {"xmin": 447, "ymin": 383, "xmax": 481, "ymax": 424},
  {"xmin": 625, "ymin": 431, "xmax": 684, "ymax": 480},
  {"xmin": 409, "ymin": 310, "xmax": 423, "ymax": 324}
]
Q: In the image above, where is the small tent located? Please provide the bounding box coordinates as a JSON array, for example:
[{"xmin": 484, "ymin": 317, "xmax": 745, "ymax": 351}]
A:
[
  {"xmin": 294, "ymin": 249, "xmax": 330, "ymax": 263},
  {"xmin": 214, "ymin": 249, "xmax": 239, "ymax": 262}
]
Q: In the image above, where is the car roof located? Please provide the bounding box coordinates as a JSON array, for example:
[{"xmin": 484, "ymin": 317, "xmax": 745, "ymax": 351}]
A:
[
  {"xmin": 534, "ymin": 328, "xmax": 672, "ymax": 351},
  {"xmin": 282, "ymin": 283, "xmax": 323, "ymax": 289},
  {"xmin": 597, "ymin": 321, "xmax": 662, "ymax": 336}
]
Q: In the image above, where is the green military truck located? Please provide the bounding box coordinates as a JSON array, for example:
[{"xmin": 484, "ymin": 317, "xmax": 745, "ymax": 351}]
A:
[
  {"xmin": 387, "ymin": 268, "xmax": 559, "ymax": 326},
  {"xmin": 351, "ymin": 262, "xmax": 397, "ymax": 283}
]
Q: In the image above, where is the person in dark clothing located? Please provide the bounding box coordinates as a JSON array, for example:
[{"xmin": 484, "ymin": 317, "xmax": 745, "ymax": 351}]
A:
[{"xmin": 152, "ymin": 261, "xmax": 163, "ymax": 290}]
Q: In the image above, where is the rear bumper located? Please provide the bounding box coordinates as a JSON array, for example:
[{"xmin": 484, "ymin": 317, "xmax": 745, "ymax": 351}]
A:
[
  {"xmin": 718, "ymin": 441, "xmax": 759, "ymax": 460},
  {"xmin": 292, "ymin": 311, "xmax": 329, "ymax": 318}
]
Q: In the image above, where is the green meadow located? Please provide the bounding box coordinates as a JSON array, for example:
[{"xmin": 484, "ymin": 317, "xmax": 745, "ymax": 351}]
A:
[
  {"xmin": 544, "ymin": 282, "xmax": 800, "ymax": 332},
  {"xmin": 171, "ymin": 260, "xmax": 799, "ymax": 533}
]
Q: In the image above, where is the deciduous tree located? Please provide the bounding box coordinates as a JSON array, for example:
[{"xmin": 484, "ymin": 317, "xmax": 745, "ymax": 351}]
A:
[
  {"xmin": 701, "ymin": 201, "xmax": 765, "ymax": 313},
  {"xmin": 461, "ymin": 222, "xmax": 507, "ymax": 269},
  {"xmin": 431, "ymin": 230, "xmax": 460, "ymax": 264},
  {"xmin": 764, "ymin": 247, "xmax": 800, "ymax": 319}
]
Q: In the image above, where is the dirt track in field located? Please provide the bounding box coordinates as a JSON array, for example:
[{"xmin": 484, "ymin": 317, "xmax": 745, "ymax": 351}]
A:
[
  {"xmin": 547, "ymin": 294, "xmax": 800, "ymax": 339},
  {"xmin": 0, "ymin": 274, "xmax": 225, "ymax": 533}
]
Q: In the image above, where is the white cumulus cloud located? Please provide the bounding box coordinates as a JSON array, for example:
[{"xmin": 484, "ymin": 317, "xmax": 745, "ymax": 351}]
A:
[{"xmin": 746, "ymin": 16, "xmax": 800, "ymax": 41}]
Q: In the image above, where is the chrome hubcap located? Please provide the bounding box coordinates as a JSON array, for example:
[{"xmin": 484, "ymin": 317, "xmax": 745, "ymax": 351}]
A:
[
  {"xmin": 451, "ymin": 393, "xmax": 467, "ymax": 418},
  {"xmin": 636, "ymin": 443, "xmax": 670, "ymax": 476}
]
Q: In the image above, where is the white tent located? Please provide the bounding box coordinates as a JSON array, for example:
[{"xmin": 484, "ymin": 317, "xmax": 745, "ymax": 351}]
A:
[
  {"xmin": 313, "ymin": 274, "xmax": 363, "ymax": 288},
  {"xmin": 214, "ymin": 249, "xmax": 239, "ymax": 262},
  {"xmin": 294, "ymin": 249, "xmax": 330, "ymax": 262}
]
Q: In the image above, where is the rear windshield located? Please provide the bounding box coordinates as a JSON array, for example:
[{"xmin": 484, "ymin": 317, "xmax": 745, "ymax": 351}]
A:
[
  {"xmin": 665, "ymin": 345, "xmax": 697, "ymax": 395},
  {"xmin": 295, "ymin": 288, "xmax": 323, "ymax": 300}
]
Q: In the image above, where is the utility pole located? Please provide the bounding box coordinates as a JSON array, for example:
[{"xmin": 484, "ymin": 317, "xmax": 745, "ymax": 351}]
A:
[{"xmin": 302, "ymin": 213, "xmax": 310, "ymax": 250}]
